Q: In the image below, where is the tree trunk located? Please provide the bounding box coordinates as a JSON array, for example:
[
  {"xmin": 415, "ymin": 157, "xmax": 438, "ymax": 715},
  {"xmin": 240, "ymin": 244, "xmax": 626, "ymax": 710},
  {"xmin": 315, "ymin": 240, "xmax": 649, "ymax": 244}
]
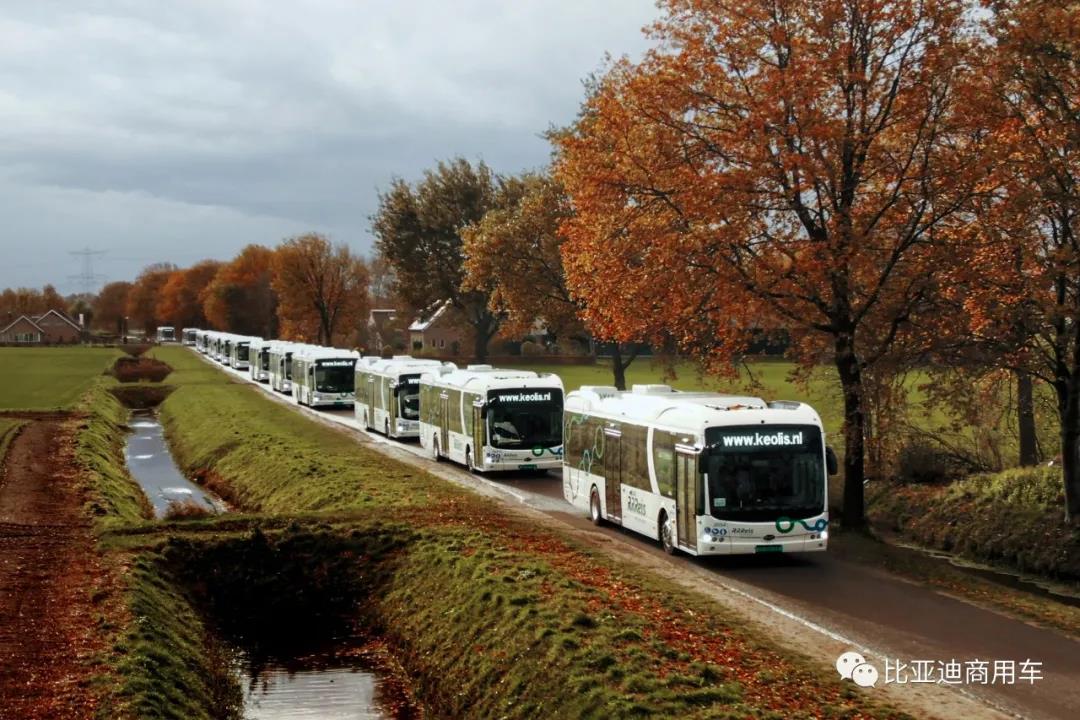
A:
[
  {"xmin": 611, "ymin": 344, "xmax": 627, "ymax": 391},
  {"xmin": 834, "ymin": 334, "xmax": 867, "ymax": 530},
  {"xmin": 1017, "ymin": 371, "xmax": 1038, "ymax": 467},
  {"xmin": 1058, "ymin": 371, "xmax": 1075, "ymax": 524},
  {"xmin": 609, "ymin": 343, "xmax": 640, "ymax": 391}
]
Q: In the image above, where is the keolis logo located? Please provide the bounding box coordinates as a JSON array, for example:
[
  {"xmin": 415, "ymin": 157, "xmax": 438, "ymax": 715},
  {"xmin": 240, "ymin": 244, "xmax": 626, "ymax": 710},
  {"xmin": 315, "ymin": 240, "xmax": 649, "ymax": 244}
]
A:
[
  {"xmin": 721, "ymin": 431, "xmax": 804, "ymax": 448},
  {"xmin": 496, "ymin": 391, "xmax": 553, "ymax": 403}
]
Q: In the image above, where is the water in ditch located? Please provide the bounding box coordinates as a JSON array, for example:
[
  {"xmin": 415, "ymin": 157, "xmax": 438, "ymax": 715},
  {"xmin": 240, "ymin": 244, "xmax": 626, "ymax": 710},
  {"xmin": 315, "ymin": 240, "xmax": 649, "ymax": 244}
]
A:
[
  {"xmin": 239, "ymin": 653, "xmax": 393, "ymax": 719},
  {"xmin": 125, "ymin": 411, "xmax": 226, "ymax": 517}
]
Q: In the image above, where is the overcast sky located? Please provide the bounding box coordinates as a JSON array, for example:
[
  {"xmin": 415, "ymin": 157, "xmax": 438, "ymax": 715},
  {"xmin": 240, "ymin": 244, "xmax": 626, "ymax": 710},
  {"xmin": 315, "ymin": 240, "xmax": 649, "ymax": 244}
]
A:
[{"xmin": 0, "ymin": 1, "xmax": 658, "ymax": 293}]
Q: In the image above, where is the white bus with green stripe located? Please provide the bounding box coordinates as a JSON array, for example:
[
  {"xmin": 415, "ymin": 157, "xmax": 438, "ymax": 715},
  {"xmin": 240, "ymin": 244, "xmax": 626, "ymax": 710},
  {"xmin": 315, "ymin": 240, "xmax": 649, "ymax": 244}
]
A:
[
  {"xmin": 418, "ymin": 365, "xmax": 564, "ymax": 472},
  {"xmin": 356, "ymin": 356, "xmax": 455, "ymax": 439},
  {"xmin": 291, "ymin": 346, "xmax": 360, "ymax": 408},
  {"xmin": 562, "ymin": 385, "xmax": 836, "ymax": 556}
]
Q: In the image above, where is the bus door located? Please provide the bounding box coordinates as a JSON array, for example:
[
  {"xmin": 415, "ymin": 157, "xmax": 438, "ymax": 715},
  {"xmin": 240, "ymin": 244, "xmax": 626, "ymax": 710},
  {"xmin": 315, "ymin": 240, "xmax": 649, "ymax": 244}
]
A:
[
  {"xmin": 366, "ymin": 376, "xmax": 376, "ymax": 425},
  {"xmin": 675, "ymin": 449, "xmax": 699, "ymax": 551},
  {"xmin": 604, "ymin": 427, "xmax": 622, "ymax": 523},
  {"xmin": 439, "ymin": 391, "xmax": 450, "ymax": 451},
  {"xmin": 472, "ymin": 399, "xmax": 485, "ymax": 457}
]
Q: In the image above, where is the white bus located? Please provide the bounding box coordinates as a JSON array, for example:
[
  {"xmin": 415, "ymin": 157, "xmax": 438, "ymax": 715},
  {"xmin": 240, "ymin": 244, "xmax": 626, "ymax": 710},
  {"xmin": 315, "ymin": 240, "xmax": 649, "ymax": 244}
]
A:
[
  {"xmin": 194, "ymin": 330, "xmax": 210, "ymax": 353},
  {"xmin": 156, "ymin": 326, "xmax": 176, "ymax": 343},
  {"xmin": 248, "ymin": 338, "xmax": 273, "ymax": 383},
  {"xmin": 182, "ymin": 328, "xmax": 198, "ymax": 346},
  {"xmin": 562, "ymin": 385, "xmax": 835, "ymax": 556},
  {"xmin": 268, "ymin": 341, "xmax": 302, "ymax": 394},
  {"xmin": 419, "ymin": 365, "xmax": 564, "ymax": 472},
  {"xmin": 356, "ymin": 356, "xmax": 455, "ymax": 439},
  {"xmin": 291, "ymin": 347, "xmax": 360, "ymax": 408},
  {"xmin": 228, "ymin": 335, "xmax": 258, "ymax": 371}
]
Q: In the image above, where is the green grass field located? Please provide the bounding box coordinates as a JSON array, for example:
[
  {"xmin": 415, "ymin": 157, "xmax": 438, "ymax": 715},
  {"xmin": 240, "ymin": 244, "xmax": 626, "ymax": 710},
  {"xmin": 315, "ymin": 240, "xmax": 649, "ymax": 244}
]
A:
[{"xmin": 0, "ymin": 347, "xmax": 120, "ymax": 410}]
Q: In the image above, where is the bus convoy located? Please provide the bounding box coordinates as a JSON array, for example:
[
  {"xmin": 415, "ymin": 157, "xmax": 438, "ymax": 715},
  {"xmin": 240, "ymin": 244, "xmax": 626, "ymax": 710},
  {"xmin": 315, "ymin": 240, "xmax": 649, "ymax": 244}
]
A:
[{"xmin": 187, "ymin": 328, "xmax": 835, "ymax": 557}]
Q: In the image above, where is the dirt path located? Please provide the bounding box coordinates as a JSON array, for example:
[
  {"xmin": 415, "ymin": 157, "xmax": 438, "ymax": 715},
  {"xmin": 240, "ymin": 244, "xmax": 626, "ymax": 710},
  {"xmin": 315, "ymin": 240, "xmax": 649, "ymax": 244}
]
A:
[{"xmin": 0, "ymin": 418, "xmax": 109, "ymax": 719}]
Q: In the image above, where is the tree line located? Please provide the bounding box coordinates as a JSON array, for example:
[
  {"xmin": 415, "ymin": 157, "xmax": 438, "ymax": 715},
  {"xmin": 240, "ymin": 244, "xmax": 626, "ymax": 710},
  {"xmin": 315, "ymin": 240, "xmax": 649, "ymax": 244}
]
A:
[
  {"xmin": 90, "ymin": 234, "xmax": 369, "ymax": 347},
  {"xmin": 373, "ymin": 0, "xmax": 1080, "ymax": 527}
]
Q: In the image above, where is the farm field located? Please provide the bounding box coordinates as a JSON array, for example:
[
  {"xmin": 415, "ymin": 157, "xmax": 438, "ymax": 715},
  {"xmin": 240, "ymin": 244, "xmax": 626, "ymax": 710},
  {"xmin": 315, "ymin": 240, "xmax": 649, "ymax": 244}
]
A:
[{"xmin": 0, "ymin": 347, "xmax": 119, "ymax": 410}]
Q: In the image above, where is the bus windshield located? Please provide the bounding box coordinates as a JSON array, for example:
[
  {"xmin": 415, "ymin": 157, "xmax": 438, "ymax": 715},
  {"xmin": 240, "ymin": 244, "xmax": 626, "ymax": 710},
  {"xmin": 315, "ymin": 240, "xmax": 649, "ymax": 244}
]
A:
[
  {"xmin": 315, "ymin": 361, "xmax": 355, "ymax": 393},
  {"xmin": 486, "ymin": 389, "xmax": 563, "ymax": 449},
  {"xmin": 703, "ymin": 425, "xmax": 825, "ymax": 522},
  {"xmin": 397, "ymin": 375, "xmax": 421, "ymax": 420},
  {"xmin": 236, "ymin": 344, "xmax": 249, "ymax": 362}
]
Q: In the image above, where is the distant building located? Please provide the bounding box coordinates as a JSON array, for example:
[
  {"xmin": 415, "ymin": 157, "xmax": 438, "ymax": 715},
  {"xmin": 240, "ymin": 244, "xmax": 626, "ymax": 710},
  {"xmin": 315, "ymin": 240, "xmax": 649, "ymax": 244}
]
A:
[
  {"xmin": 0, "ymin": 310, "xmax": 82, "ymax": 344},
  {"xmin": 409, "ymin": 301, "xmax": 466, "ymax": 355},
  {"xmin": 368, "ymin": 308, "xmax": 404, "ymax": 354}
]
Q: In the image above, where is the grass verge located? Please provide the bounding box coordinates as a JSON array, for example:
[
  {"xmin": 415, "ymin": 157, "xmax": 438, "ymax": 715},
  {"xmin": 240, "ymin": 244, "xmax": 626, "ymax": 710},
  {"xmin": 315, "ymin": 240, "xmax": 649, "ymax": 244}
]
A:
[
  {"xmin": 75, "ymin": 380, "xmax": 154, "ymax": 529},
  {"xmin": 867, "ymin": 467, "xmax": 1080, "ymax": 582}
]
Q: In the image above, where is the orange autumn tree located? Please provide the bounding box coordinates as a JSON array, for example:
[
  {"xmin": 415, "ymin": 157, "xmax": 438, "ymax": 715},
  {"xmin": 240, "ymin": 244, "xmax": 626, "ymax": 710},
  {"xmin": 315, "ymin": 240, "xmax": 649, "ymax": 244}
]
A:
[
  {"xmin": 462, "ymin": 172, "xmax": 642, "ymax": 389},
  {"xmin": 272, "ymin": 233, "xmax": 369, "ymax": 346},
  {"xmin": 202, "ymin": 245, "xmax": 278, "ymax": 337},
  {"xmin": 92, "ymin": 281, "xmax": 131, "ymax": 334},
  {"xmin": 156, "ymin": 260, "xmax": 221, "ymax": 330},
  {"xmin": 126, "ymin": 263, "xmax": 177, "ymax": 334},
  {"xmin": 555, "ymin": 0, "xmax": 988, "ymax": 527},
  {"xmin": 957, "ymin": 0, "xmax": 1080, "ymax": 522}
]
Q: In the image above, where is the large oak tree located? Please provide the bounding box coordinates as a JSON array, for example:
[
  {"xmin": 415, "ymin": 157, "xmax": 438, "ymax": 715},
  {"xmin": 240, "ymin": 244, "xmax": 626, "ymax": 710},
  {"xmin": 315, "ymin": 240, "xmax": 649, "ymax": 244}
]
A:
[{"xmin": 555, "ymin": 0, "xmax": 987, "ymax": 526}]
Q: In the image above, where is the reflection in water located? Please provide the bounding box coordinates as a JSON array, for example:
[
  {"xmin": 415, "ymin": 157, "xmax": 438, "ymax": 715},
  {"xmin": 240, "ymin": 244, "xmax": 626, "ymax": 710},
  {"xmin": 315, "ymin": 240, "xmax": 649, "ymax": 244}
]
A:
[
  {"xmin": 241, "ymin": 663, "xmax": 388, "ymax": 720},
  {"xmin": 124, "ymin": 411, "xmax": 225, "ymax": 517}
]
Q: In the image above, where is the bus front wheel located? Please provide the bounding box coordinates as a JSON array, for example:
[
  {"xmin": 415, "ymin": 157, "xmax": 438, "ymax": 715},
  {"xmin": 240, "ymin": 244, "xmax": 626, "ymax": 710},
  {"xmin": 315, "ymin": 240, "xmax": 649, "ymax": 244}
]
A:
[
  {"xmin": 659, "ymin": 511, "xmax": 676, "ymax": 555},
  {"xmin": 589, "ymin": 487, "xmax": 603, "ymax": 526},
  {"xmin": 466, "ymin": 447, "xmax": 479, "ymax": 474}
]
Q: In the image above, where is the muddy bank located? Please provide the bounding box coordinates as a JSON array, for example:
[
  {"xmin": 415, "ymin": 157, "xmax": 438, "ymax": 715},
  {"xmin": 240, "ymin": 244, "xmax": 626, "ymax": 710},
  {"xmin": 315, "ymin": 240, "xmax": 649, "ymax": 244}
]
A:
[
  {"xmin": 0, "ymin": 417, "xmax": 116, "ymax": 719},
  {"xmin": 110, "ymin": 356, "xmax": 173, "ymax": 383}
]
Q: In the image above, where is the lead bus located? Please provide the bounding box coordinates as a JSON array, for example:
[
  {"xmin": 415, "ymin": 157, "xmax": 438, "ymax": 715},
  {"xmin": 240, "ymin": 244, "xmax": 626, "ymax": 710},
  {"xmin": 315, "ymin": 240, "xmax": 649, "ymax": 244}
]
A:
[
  {"xmin": 291, "ymin": 346, "xmax": 359, "ymax": 408},
  {"xmin": 356, "ymin": 356, "xmax": 454, "ymax": 439},
  {"xmin": 562, "ymin": 385, "xmax": 836, "ymax": 556},
  {"xmin": 418, "ymin": 364, "xmax": 564, "ymax": 472}
]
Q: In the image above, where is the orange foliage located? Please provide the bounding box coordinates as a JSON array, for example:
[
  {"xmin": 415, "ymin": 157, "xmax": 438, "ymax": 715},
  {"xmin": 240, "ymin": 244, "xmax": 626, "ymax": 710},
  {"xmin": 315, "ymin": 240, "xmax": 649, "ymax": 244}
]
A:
[
  {"xmin": 202, "ymin": 245, "xmax": 277, "ymax": 336},
  {"xmin": 271, "ymin": 234, "xmax": 369, "ymax": 347},
  {"xmin": 155, "ymin": 260, "xmax": 221, "ymax": 330},
  {"xmin": 91, "ymin": 282, "xmax": 131, "ymax": 334},
  {"xmin": 125, "ymin": 264, "xmax": 176, "ymax": 333},
  {"xmin": 554, "ymin": 0, "xmax": 988, "ymax": 525}
]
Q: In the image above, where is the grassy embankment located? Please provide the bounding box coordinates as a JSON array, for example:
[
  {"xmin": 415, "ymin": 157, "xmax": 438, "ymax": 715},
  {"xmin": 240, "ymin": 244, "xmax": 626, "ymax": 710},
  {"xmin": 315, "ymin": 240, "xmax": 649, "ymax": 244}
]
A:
[
  {"xmin": 868, "ymin": 467, "xmax": 1080, "ymax": 582},
  {"xmin": 137, "ymin": 345, "xmax": 906, "ymax": 719}
]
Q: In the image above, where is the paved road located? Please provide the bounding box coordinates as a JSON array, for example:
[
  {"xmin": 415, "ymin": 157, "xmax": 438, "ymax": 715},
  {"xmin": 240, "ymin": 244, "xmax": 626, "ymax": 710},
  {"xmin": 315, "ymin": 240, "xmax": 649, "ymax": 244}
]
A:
[{"xmin": 212, "ymin": 357, "xmax": 1080, "ymax": 719}]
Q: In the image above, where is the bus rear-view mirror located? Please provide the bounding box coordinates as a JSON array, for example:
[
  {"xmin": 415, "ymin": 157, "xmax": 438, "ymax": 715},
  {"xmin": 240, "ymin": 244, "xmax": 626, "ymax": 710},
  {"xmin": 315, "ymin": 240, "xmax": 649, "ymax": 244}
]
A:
[{"xmin": 825, "ymin": 446, "xmax": 838, "ymax": 476}]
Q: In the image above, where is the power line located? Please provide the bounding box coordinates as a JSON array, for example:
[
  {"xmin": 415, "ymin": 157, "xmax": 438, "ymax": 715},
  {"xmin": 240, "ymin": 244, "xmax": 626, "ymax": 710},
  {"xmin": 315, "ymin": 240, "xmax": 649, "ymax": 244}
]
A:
[{"xmin": 68, "ymin": 246, "xmax": 108, "ymax": 295}]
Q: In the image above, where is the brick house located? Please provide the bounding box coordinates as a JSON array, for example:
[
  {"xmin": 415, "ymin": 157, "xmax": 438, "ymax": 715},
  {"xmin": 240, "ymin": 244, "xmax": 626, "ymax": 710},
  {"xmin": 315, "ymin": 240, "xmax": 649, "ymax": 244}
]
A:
[
  {"xmin": 0, "ymin": 310, "xmax": 82, "ymax": 344},
  {"xmin": 408, "ymin": 301, "xmax": 467, "ymax": 356}
]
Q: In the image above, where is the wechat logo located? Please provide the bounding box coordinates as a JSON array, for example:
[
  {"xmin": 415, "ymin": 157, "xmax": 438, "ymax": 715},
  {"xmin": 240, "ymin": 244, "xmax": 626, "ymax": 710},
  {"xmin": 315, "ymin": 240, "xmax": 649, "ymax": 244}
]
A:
[{"xmin": 836, "ymin": 651, "xmax": 879, "ymax": 688}]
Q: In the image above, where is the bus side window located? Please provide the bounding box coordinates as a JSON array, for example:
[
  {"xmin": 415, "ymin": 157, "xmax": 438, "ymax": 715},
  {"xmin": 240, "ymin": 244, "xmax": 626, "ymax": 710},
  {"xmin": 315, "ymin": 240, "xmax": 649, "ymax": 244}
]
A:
[{"xmin": 652, "ymin": 430, "xmax": 676, "ymax": 497}]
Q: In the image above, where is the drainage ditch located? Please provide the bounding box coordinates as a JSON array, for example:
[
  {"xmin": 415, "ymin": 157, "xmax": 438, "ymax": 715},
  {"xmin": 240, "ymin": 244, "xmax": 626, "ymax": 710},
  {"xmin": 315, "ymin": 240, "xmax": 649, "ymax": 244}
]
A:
[{"xmin": 161, "ymin": 530, "xmax": 421, "ymax": 719}]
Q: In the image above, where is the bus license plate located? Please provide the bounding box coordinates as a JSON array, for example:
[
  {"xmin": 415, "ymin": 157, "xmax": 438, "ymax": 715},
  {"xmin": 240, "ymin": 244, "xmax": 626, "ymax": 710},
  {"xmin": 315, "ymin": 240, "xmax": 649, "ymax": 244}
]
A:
[
  {"xmin": 755, "ymin": 545, "xmax": 783, "ymax": 553},
  {"xmin": 518, "ymin": 464, "xmax": 538, "ymax": 470}
]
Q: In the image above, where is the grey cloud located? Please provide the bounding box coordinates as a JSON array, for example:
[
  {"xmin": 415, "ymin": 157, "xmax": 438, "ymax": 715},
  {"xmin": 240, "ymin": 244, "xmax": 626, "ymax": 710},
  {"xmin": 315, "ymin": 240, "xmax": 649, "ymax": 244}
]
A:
[{"xmin": 0, "ymin": 0, "xmax": 657, "ymax": 292}]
